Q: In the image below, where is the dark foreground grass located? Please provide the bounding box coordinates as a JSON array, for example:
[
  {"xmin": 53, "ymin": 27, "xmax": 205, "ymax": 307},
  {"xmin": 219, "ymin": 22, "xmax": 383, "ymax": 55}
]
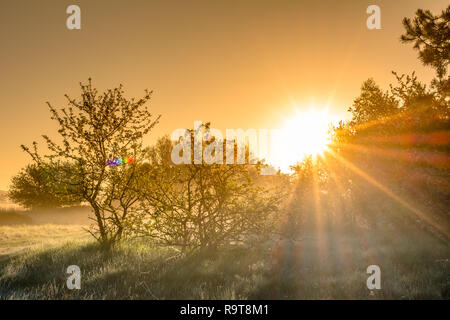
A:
[{"xmin": 0, "ymin": 229, "xmax": 449, "ymax": 299}]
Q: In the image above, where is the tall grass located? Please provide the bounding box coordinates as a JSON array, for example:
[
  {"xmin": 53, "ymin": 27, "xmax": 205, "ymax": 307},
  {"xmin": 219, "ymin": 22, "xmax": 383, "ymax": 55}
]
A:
[{"xmin": 0, "ymin": 226, "xmax": 448, "ymax": 299}]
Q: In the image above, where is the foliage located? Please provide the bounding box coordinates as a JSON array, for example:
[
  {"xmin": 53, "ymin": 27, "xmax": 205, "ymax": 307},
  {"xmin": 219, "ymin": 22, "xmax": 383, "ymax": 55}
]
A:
[
  {"xmin": 348, "ymin": 78, "xmax": 399, "ymax": 125},
  {"xmin": 132, "ymin": 136, "xmax": 283, "ymax": 252},
  {"xmin": 401, "ymin": 6, "xmax": 450, "ymax": 80},
  {"xmin": 21, "ymin": 79, "xmax": 160, "ymax": 247},
  {"xmin": 8, "ymin": 162, "xmax": 83, "ymax": 209}
]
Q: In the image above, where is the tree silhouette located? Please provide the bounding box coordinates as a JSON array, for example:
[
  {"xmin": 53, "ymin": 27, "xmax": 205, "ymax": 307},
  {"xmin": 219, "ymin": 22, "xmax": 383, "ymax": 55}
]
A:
[
  {"xmin": 348, "ymin": 78, "xmax": 399, "ymax": 125},
  {"xmin": 8, "ymin": 162, "xmax": 83, "ymax": 209},
  {"xmin": 401, "ymin": 6, "xmax": 450, "ymax": 80},
  {"xmin": 22, "ymin": 79, "xmax": 160, "ymax": 247}
]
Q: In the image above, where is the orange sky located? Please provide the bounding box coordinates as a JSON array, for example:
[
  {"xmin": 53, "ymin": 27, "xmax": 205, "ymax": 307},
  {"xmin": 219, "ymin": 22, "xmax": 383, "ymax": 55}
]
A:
[{"xmin": 0, "ymin": 0, "xmax": 447, "ymax": 189}]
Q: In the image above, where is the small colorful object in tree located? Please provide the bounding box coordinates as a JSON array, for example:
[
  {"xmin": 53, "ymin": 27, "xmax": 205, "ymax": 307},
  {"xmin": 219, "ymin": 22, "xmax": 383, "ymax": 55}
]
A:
[{"xmin": 106, "ymin": 156, "xmax": 134, "ymax": 166}]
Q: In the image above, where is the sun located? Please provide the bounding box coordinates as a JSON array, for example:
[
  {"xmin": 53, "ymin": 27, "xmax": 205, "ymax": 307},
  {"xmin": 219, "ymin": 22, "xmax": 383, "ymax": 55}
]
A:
[{"xmin": 269, "ymin": 108, "xmax": 335, "ymax": 172}]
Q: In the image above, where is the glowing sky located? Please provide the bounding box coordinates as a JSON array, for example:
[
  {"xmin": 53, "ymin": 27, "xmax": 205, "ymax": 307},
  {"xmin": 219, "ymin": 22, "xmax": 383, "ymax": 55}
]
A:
[{"xmin": 0, "ymin": 0, "xmax": 447, "ymax": 189}]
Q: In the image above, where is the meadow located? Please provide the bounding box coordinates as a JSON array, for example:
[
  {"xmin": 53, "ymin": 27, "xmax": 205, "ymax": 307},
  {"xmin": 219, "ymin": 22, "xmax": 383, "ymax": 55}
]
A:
[{"xmin": 0, "ymin": 208, "xmax": 448, "ymax": 299}]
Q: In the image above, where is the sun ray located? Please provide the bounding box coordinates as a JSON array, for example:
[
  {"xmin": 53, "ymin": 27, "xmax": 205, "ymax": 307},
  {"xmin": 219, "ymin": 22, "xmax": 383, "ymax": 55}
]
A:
[
  {"xmin": 337, "ymin": 142, "xmax": 450, "ymax": 169},
  {"xmin": 326, "ymin": 149, "xmax": 450, "ymax": 241}
]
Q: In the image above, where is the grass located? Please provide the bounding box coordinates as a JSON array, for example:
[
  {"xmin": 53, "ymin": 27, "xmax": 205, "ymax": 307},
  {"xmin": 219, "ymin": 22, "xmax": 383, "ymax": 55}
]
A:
[
  {"xmin": 0, "ymin": 224, "xmax": 88, "ymax": 257},
  {"xmin": 0, "ymin": 206, "xmax": 91, "ymax": 257},
  {"xmin": 0, "ymin": 224, "xmax": 449, "ymax": 299}
]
